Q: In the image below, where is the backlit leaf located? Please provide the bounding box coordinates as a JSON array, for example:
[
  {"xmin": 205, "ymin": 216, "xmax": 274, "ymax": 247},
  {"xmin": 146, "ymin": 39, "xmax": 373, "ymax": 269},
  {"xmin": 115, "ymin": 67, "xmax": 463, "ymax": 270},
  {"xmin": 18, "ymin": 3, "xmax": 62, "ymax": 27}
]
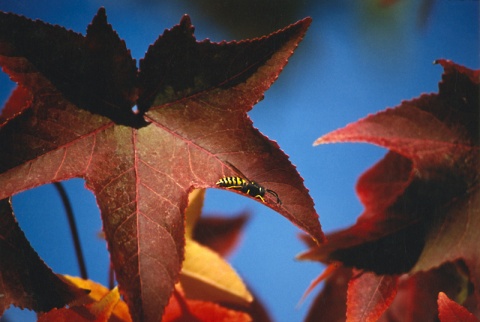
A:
[{"xmin": 0, "ymin": 8, "xmax": 321, "ymax": 320}]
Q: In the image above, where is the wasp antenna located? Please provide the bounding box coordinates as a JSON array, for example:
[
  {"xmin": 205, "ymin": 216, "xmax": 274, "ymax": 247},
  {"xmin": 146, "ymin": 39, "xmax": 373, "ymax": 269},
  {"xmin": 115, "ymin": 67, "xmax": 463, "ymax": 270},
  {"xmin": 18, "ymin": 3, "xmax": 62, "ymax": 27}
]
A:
[{"xmin": 266, "ymin": 189, "xmax": 282, "ymax": 205}]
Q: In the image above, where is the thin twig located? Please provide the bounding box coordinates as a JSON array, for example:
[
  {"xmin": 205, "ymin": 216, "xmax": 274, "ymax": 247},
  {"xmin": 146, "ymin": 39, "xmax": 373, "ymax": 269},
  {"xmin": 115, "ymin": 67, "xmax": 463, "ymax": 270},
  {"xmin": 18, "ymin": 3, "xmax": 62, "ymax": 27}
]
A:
[{"xmin": 53, "ymin": 182, "xmax": 88, "ymax": 279}]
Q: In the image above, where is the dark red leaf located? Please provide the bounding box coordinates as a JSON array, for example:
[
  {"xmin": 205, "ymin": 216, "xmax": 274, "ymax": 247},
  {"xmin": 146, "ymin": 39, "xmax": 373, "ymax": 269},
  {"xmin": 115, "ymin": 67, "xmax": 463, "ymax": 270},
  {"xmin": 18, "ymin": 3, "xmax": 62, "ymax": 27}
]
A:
[
  {"xmin": 304, "ymin": 59, "xmax": 479, "ymax": 320},
  {"xmin": 0, "ymin": 198, "xmax": 85, "ymax": 315},
  {"xmin": 193, "ymin": 214, "xmax": 249, "ymax": 257},
  {"xmin": 305, "ymin": 261, "xmax": 474, "ymax": 322},
  {"xmin": 0, "ymin": 8, "xmax": 322, "ymax": 321},
  {"xmin": 304, "ymin": 266, "xmax": 352, "ymax": 322},
  {"xmin": 0, "ymin": 85, "xmax": 31, "ymax": 124},
  {"xmin": 298, "ymin": 152, "xmax": 427, "ymax": 274},
  {"xmin": 379, "ymin": 262, "xmax": 473, "ymax": 322},
  {"xmin": 346, "ymin": 271, "xmax": 397, "ymax": 322},
  {"xmin": 310, "ymin": 60, "xmax": 479, "ymax": 281}
]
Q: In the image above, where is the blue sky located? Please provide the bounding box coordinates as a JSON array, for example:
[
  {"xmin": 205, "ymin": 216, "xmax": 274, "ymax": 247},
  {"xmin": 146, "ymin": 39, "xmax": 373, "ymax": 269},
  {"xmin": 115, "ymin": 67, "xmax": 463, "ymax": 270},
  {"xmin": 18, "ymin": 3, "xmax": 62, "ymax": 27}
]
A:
[{"xmin": 0, "ymin": 1, "xmax": 478, "ymax": 321}]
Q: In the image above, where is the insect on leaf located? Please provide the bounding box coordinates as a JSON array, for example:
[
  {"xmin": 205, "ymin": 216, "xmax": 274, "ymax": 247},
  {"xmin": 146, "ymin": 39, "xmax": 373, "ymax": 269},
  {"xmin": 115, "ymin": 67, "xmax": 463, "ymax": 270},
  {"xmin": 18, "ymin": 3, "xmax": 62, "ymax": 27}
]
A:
[{"xmin": 0, "ymin": 8, "xmax": 323, "ymax": 320}]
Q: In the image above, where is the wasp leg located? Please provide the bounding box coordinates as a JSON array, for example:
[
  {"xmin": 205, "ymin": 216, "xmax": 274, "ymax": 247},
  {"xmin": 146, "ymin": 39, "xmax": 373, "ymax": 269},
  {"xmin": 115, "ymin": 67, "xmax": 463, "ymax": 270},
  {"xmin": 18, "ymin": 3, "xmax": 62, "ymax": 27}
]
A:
[
  {"xmin": 225, "ymin": 185, "xmax": 243, "ymax": 189},
  {"xmin": 254, "ymin": 195, "xmax": 266, "ymax": 202}
]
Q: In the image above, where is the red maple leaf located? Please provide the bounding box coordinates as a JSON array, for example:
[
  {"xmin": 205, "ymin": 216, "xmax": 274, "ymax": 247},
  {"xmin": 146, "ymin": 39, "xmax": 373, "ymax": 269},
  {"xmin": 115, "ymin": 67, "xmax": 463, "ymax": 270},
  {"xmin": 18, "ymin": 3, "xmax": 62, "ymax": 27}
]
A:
[
  {"xmin": 0, "ymin": 8, "xmax": 323, "ymax": 321},
  {"xmin": 300, "ymin": 60, "xmax": 479, "ymax": 319}
]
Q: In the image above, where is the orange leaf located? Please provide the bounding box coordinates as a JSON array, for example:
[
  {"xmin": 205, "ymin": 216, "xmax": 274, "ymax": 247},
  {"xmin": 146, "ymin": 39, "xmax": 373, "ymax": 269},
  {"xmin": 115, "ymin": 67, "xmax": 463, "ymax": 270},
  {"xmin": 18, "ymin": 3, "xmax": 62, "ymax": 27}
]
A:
[
  {"xmin": 163, "ymin": 287, "xmax": 251, "ymax": 322},
  {"xmin": 57, "ymin": 276, "xmax": 132, "ymax": 322},
  {"xmin": 438, "ymin": 292, "xmax": 479, "ymax": 322}
]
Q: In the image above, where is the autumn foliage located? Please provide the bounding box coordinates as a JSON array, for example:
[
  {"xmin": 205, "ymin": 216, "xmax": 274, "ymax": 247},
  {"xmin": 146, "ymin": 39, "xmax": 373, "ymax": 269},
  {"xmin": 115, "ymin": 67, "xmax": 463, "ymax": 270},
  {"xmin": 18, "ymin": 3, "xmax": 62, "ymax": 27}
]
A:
[
  {"xmin": 300, "ymin": 59, "xmax": 479, "ymax": 321},
  {"xmin": 0, "ymin": 6, "xmax": 478, "ymax": 322}
]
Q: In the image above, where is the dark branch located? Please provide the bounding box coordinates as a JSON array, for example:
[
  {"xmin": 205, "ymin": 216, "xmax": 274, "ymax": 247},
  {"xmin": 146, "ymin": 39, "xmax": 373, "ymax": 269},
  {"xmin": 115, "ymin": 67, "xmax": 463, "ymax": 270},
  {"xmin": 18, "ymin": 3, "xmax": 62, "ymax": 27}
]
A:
[{"xmin": 53, "ymin": 182, "xmax": 88, "ymax": 279}]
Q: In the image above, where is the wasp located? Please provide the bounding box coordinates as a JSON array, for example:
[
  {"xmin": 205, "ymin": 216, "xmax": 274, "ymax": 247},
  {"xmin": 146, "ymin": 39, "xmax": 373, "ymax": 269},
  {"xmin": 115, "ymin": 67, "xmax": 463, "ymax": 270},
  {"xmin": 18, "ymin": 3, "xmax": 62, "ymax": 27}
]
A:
[{"xmin": 216, "ymin": 176, "xmax": 282, "ymax": 205}]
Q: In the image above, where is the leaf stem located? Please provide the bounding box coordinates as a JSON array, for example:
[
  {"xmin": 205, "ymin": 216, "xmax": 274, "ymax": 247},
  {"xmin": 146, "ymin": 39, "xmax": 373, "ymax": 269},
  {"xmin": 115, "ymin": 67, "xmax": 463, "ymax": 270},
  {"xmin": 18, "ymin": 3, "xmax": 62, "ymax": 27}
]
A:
[
  {"xmin": 53, "ymin": 182, "xmax": 88, "ymax": 279},
  {"xmin": 173, "ymin": 288, "xmax": 199, "ymax": 321},
  {"xmin": 108, "ymin": 262, "xmax": 115, "ymax": 290}
]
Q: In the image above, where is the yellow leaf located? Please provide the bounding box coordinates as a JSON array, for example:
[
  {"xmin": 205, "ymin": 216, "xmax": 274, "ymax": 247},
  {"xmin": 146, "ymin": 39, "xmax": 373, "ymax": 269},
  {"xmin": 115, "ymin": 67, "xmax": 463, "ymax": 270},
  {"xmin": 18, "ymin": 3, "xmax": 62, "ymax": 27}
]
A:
[
  {"xmin": 185, "ymin": 189, "xmax": 206, "ymax": 238},
  {"xmin": 89, "ymin": 287, "xmax": 120, "ymax": 322},
  {"xmin": 62, "ymin": 276, "xmax": 131, "ymax": 322},
  {"xmin": 180, "ymin": 239, "xmax": 253, "ymax": 306}
]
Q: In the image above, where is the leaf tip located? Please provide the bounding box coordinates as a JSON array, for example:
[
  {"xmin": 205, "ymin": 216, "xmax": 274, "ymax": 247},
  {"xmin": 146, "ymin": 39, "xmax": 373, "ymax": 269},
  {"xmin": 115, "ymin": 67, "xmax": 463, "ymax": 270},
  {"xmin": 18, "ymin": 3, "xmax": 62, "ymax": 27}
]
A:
[
  {"xmin": 312, "ymin": 136, "xmax": 327, "ymax": 147},
  {"xmin": 302, "ymin": 16, "xmax": 313, "ymax": 27},
  {"xmin": 437, "ymin": 291, "xmax": 479, "ymax": 322},
  {"xmin": 88, "ymin": 7, "xmax": 109, "ymax": 34},
  {"xmin": 179, "ymin": 14, "xmax": 193, "ymax": 30},
  {"xmin": 94, "ymin": 7, "xmax": 107, "ymax": 22},
  {"xmin": 435, "ymin": 58, "xmax": 480, "ymax": 84},
  {"xmin": 433, "ymin": 58, "xmax": 448, "ymax": 66}
]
